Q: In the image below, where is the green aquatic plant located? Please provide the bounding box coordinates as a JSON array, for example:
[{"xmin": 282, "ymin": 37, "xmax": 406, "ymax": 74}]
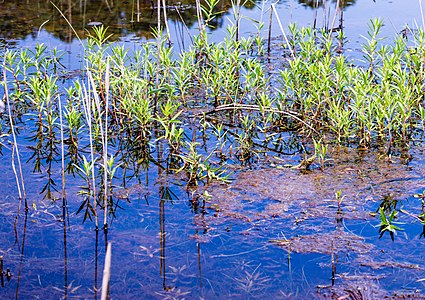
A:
[
  {"xmin": 200, "ymin": 0, "xmax": 223, "ymax": 30},
  {"xmin": 211, "ymin": 122, "xmax": 229, "ymax": 159},
  {"xmin": 378, "ymin": 207, "xmax": 403, "ymax": 241},
  {"xmin": 361, "ymin": 18, "xmax": 384, "ymax": 76},
  {"xmin": 74, "ymin": 155, "xmax": 97, "ymax": 223},
  {"xmin": 335, "ymin": 189, "xmax": 346, "ymax": 207},
  {"xmin": 100, "ymin": 155, "xmax": 122, "ymax": 220},
  {"xmin": 175, "ymin": 141, "xmax": 230, "ymax": 186},
  {"xmin": 313, "ymin": 138, "xmax": 327, "ymax": 171},
  {"xmin": 377, "ymin": 194, "xmax": 398, "ymax": 213},
  {"xmin": 63, "ymin": 87, "xmax": 84, "ymax": 174},
  {"xmin": 155, "ymin": 100, "xmax": 184, "ymax": 152},
  {"xmin": 87, "ymin": 25, "xmax": 113, "ymax": 49},
  {"xmin": 335, "ymin": 189, "xmax": 345, "ymax": 224}
]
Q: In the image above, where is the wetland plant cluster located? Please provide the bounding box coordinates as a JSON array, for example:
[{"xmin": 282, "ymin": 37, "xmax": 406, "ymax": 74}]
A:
[{"xmin": 1, "ymin": 10, "xmax": 425, "ymax": 228}]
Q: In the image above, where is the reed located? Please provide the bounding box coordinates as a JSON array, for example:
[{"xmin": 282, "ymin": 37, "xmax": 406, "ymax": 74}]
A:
[
  {"xmin": 101, "ymin": 242, "xmax": 112, "ymax": 300},
  {"xmin": 2, "ymin": 53, "xmax": 27, "ymax": 208}
]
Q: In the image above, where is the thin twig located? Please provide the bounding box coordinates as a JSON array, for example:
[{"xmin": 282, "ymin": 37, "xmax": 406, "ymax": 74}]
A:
[
  {"xmin": 175, "ymin": 6, "xmax": 194, "ymax": 44},
  {"xmin": 87, "ymin": 70, "xmax": 107, "ymax": 229},
  {"xmin": 50, "ymin": 1, "xmax": 85, "ymax": 50},
  {"xmin": 199, "ymin": 104, "xmax": 318, "ymax": 134}
]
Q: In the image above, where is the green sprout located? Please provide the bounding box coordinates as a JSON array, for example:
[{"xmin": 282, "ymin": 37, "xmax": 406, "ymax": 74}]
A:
[{"xmin": 378, "ymin": 207, "xmax": 403, "ymax": 241}]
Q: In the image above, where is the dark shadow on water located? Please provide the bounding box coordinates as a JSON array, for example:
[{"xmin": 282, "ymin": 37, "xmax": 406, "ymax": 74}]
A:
[
  {"xmin": 0, "ymin": 0, "xmax": 362, "ymax": 45},
  {"xmin": 299, "ymin": 0, "xmax": 356, "ymax": 8},
  {"xmin": 0, "ymin": 0, "xmax": 256, "ymax": 42}
]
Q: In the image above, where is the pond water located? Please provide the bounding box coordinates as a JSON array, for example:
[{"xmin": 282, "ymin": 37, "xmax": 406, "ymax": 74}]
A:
[{"xmin": 2, "ymin": 0, "xmax": 425, "ymax": 299}]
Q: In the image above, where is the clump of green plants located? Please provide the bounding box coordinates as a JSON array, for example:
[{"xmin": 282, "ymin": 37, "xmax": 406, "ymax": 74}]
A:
[
  {"xmin": 277, "ymin": 19, "xmax": 425, "ymax": 154},
  {"xmin": 175, "ymin": 141, "xmax": 230, "ymax": 186},
  {"xmin": 3, "ymin": 7, "xmax": 425, "ymax": 226}
]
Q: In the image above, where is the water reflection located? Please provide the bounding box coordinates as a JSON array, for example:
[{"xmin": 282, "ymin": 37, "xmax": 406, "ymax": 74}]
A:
[
  {"xmin": 0, "ymin": 248, "xmax": 12, "ymax": 289},
  {"xmin": 0, "ymin": 0, "xmax": 248, "ymax": 42},
  {"xmin": 0, "ymin": 0, "xmax": 362, "ymax": 43},
  {"xmin": 298, "ymin": 0, "xmax": 356, "ymax": 8},
  {"xmin": 15, "ymin": 208, "xmax": 28, "ymax": 299}
]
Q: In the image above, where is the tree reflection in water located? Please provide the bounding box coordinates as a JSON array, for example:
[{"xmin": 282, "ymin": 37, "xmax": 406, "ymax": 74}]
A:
[
  {"xmin": 0, "ymin": 0, "xmax": 256, "ymax": 42},
  {"xmin": 298, "ymin": 0, "xmax": 356, "ymax": 8}
]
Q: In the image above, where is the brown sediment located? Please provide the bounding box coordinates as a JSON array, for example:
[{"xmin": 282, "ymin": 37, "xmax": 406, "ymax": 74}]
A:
[
  {"xmin": 269, "ymin": 230, "xmax": 373, "ymax": 255},
  {"xmin": 203, "ymin": 148, "xmax": 425, "ymax": 223}
]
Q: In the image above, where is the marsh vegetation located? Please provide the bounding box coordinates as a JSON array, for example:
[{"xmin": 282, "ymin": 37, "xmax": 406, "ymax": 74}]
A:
[{"xmin": 2, "ymin": 0, "xmax": 425, "ymax": 298}]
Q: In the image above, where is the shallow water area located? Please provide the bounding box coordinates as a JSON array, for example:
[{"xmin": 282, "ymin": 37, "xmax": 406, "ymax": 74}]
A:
[
  {"xmin": 4, "ymin": 146, "xmax": 425, "ymax": 298},
  {"xmin": 2, "ymin": 0, "xmax": 425, "ymax": 299}
]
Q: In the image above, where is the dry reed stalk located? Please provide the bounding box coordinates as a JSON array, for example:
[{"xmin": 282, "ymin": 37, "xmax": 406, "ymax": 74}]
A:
[
  {"xmin": 87, "ymin": 70, "xmax": 108, "ymax": 229},
  {"xmin": 161, "ymin": 0, "xmax": 172, "ymax": 46},
  {"xmin": 329, "ymin": 0, "xmax": 341, "ymax": 33},
  {"xmin": 195, "ymin": 0, "xmax": 204, "ymax": 33},
  {"xmin": 155, "ymin": 0, "xmax": 161, "ymax": 114},
  {"xmin": 327, "ymin": 0, "xmax": 341, "ymax": 44},
  {"xmin": 101, "ymin": 242, "xmax": 112, "ymax": 300},
  {"xmin": 3, "ymin": 54, "xmax": 26, "ymax": 206},
  {"xmin": 234, "ymin": 0, "xmax": 242, "ymax": 42},
  {"xmin": 58, "ymin": 95, "xmax": 66, "ymax": 200},
  {"xmin": 104, "ymin": 0, "xmax": 112, "ymax": 11},
  {"xmin": 313, "ymin": 0, "xmax": 319, "ymax": 29},
  {"xmin": 51, "ymin": 1, "xmax": 85, "ymax": 50},
  {"xmin": 323, "ymin": 0, "xmax": 327, "ymax": 29},
  {"xmin": 175, "ymin": 6, "xmax": 194, "ymax": 44},
  {"xmin": 103, "ymin": 59, "xmax": 110, "ymax": 229},
  {"xmin": 82, "ymin": 73, "xmax": 99, "ymax": 229},
  {"xmin": 58, "ymin": 94, "xmax": 70, "ymax": 228},
  {"xmin": 271, "ymin": 3, "xmax": 295, "ymax": 59},
  {"xmin": 267, "ymin": 5, "xmax": 273, "ymax": 58}
]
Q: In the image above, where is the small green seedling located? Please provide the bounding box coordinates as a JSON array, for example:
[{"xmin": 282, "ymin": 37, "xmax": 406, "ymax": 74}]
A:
[{"xmin": 378, "ymin": 207, "xmax": 403, "ymax": 241}]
